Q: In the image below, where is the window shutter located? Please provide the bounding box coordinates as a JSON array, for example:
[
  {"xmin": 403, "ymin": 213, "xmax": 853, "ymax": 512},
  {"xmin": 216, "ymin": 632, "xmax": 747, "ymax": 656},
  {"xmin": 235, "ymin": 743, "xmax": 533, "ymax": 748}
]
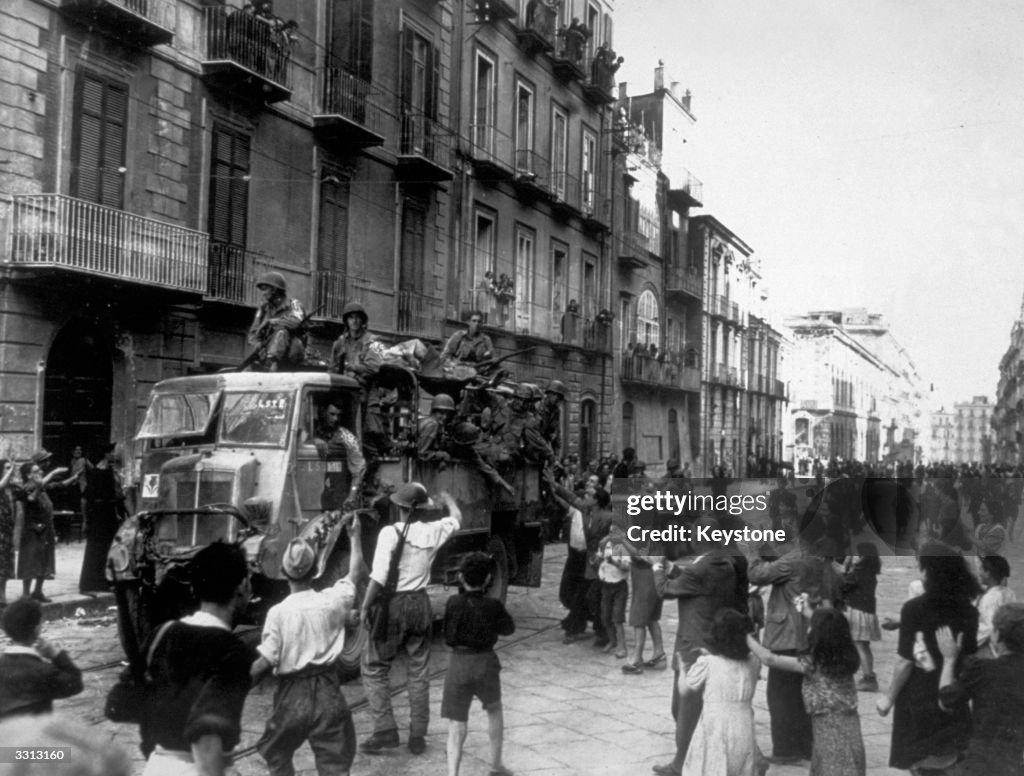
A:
[
  {"xmin": 317, "ymin": 177, "xmax": 349, "ymax": 272},
  {"xmin": 356, "ymin": 0, "xmax": 373, "ymax": 82},
  {"xmin": 100, "ymin": 83, "xmax": 127, "ymax": 208},
  {"xmin": 400, "ymin": 27, "xmax": 414, "ymax": 108},
  {"xmin": 425, "ymin": 39, "xmax": 439, "ymax": 121},
  {"xmin": 72, "ymin": 73, "xmax": 126, "ymax": 208},
  {"xmin": 208, "ymin": 126, "xmax": 250, "ymax": 248}
]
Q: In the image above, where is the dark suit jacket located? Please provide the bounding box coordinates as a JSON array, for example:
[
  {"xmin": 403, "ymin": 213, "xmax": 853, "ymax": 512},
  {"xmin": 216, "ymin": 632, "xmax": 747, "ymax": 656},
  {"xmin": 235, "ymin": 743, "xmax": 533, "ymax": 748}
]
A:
[
  {"xmin": 654, "ymin": 553, "xmax": 736, "ymax": 665},
  {"xmin": 0, "ymin": 648, "xmax": 83, "ymax": 719},
  {"xmin": 748, "ymin": 547, "xmax": 835, "ymax": 651}
]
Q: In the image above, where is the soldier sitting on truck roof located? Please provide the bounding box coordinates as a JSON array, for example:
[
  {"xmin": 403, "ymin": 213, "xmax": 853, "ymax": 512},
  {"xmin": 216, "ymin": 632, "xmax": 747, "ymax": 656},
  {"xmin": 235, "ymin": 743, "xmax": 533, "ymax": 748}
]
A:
[
  {"xmin": 329, "ymin": 302, "xmax": 383, "ymax": 382},
  {"xmin": 248, "ymin": 271, "xmax": 308, "ymax": 372},
  {"xmin": 440, "ymin": 310, "xmax": 494, "ymax": 365},
  {"xmin": 417, "ymin": 394, "xmax": 456, "ymax": 463},
  {"xmin": 306, "ymin": 401, "xmax": 366, "ymax": 511}
]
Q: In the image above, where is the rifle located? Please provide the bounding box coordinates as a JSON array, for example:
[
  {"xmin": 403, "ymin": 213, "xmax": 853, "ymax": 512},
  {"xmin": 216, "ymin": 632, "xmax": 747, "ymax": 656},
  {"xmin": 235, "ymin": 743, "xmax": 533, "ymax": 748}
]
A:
[
  {"xmin": 476, "ymin": 347, "xmax": 536, "ymax": 374},
  {"xmin": 234, "ymin": 303, "xmax": 325, "ymax": 372}
]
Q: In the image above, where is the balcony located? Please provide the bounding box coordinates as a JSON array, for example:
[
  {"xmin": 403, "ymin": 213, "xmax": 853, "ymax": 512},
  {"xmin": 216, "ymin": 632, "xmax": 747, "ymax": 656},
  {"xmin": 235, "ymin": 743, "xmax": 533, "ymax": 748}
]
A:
[
  {"xmin": 206, "ymin": 243, "xmax": 297, "ymax": 307},
  {"xmin": 201, "ymin": 6, "xmax": 292, "ymax": 104},
  {"xmin": 550, "ymin": 170, "xmax": 580, "ymax": 218},
  {"xmin": 549, "ymin": 25, "xmax": 589, "ymax": 81},
  {"xmin": 397, "ymin": 289, "xmax": 443, "ymax": 338},
  {"xmin": 667, "ymin": 170, "xmax": 704, "ymax": 209},
  {"xmin": 516, "ymin": 1, "xmax": 556, "ymax": 54},
  {"xmin": 583, "ymin": 319, "xmax": 611, "ymax": 353},
  {"xmin": 666, "ymin": 265, "xmax": 702, "ymax": 300},
  {"xmin": 396, "ymin": 114, "xmax": 454, "ymax": 183},
  {"xmin": 617, "ymin": 230, "xmax": 648, "ymax": 270},
  {"xmin": 314, "ymin": 68, "xmax": 386, "ymax": 148},
  {"xmin": 5, "ymin": 194, "xmax": 207, "ymax": 294},
  {"xmin": 581, "ymin": 51, "xmax": 620, "ymax": 106},
  {"xmin": 59, "ymin": 0, "xmax": 174, "ymax": 47},
  {"xmin": 512, "ymin": 150, "xmax": 552, "ymax": 200},
  {"xmin": 313, "ymin": 269, "xmax": 352, "ymax": 322},
  {"xmin": 772, "ymin": 379, "xmax": 787, "ymax": 399},
  {"xmin": 471, "ymin": 0, "xmax": 517, "ymax": 23},
  {"xmin": 467, "ymin": 124, "xmax": 514, "ymax": 182},
  {"xmin": 621, "ymin": 350, "xmax": 701, "ymax": 392},
  {"xmin": 581, "ymin": 189, "xmax": 611, "ymax": 232}
]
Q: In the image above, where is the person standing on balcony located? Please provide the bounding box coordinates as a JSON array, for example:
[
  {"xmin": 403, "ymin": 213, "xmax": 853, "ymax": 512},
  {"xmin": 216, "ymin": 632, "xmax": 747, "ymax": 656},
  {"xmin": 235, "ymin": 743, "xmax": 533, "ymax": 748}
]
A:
[
  {"xmin": 441, "ymin": 311, "xmax": 493, "ymax": 365},
  {"xmin": 248, "ymin": 271, "xmax": 308, "ymax": 372},
  {"xmin": 330, "ymin": 303, "xmax": 383, "ymax": 382}
]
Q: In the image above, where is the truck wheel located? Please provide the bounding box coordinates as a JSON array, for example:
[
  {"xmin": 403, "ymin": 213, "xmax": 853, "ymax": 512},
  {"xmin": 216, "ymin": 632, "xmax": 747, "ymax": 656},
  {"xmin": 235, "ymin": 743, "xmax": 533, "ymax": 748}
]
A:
[
  {"xmin": 485, "ymin": 536, "xmax": 509, "ymax": 603},
  {"xmin": 113, "ymin": 581, "xmax": 151, "ymax": 667},
  {"xmin": 318, "ymin": 547, "xmax": 368, "ymax": 682}
]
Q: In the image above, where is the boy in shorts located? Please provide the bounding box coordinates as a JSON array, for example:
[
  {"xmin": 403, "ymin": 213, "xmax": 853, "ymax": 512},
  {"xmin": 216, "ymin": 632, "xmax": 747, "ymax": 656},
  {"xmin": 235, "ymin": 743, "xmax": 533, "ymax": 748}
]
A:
[{"xmin": 442, "ymin": 552, "xmax": 515, "ymax": 776}]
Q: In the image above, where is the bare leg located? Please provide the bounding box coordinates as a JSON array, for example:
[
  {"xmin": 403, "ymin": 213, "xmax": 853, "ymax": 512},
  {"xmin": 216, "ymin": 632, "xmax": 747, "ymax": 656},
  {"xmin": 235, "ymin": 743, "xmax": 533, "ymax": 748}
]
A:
[
  {"xmin": 649, "ymin": 622, "xmax": 665, "ymax": 658},
  {"xmin": 614, "ymin": 624, "xmax": 627, "ymax": 657},
  {"xmin": 0, "ymin": 577, "xmax": 6, "ymax": 604},
  {"xmin": 629, "ymin": 625, "xmax": 646, "ymax": 664},
  {"xmin": 447, "ymin": 720, "xmax": 468, "ymax": 776},
  {"xmin": 855, "ymin": 640, "xmax": 874, "ymax": 677},
  {"xmin": 486, "ymin": 703, "xmax": 506, "ymax": 773}
]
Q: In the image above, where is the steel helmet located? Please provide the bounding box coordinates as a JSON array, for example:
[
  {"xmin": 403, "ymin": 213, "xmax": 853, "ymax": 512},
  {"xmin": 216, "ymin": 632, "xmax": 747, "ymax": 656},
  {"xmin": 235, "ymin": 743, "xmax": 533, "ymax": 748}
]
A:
[
  {"xmin": 431, "ymin": 393, "xmax": 456, "ymax": 413},
  {"xmin": 513, "ymin": 383, "xmax": 534, "ymax": 401},
  {"xmin": 342, "ymin": 301, "xmax": 368, "ymax": 324},
  {"xmin": 256, "ymin": 271, "xmax": 287, "ymax": 292},
  {"xmin": 390, "ymin": 481, "xmax": 435, "ymax": 510},
  {"xmin": 545, "ymin": 379, "xmax": 568, "ymax": 399},
  {"xmin": 451, "ymin": 421, "xmax": 482, "ymax": 446},
  {"xmin": 528, "ymin": 383, "xmax": 544, "ymax": 401}
]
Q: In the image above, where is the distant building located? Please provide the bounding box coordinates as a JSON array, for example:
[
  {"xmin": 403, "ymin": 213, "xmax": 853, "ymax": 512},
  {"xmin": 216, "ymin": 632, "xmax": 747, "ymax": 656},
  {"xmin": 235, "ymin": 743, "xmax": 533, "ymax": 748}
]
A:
[
  {"xmin": 993, "ymin": 299, "xmax": 1024, "ymax": 464},
  {"xmin": 928, "ymin": 398, "xmax": 992, "ymax": 464}
]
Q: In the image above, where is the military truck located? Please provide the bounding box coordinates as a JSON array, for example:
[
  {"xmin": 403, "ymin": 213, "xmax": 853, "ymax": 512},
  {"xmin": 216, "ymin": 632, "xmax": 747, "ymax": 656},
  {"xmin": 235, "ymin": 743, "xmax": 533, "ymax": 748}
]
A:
[{"xmin": 106, "ymin": 367, "xmax": 545, "ymax": 677}]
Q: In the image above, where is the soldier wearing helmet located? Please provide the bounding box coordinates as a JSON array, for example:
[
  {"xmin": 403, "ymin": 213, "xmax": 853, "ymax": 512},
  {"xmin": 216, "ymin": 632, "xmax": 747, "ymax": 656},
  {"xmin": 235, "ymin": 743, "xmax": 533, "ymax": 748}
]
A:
[
  {"xmin": 329, "ymin": 302, "xmax": 383, "ymax": 381},
  {"xmin": 500, "ymin": 383, "xmax": 553, "ymax": 464},
  {"xmin": 248, "ymin": 271, "xmax": 308, "ymax": 371},
  {"xmin": 449, "ymin": 421, "xmax": 515, "ymax": 496},
  {"xmin": 440, "ymin": 310, "xmax": 494, "ymax": 365},
  {"xmin": 358, "ymin": 486, "xmax": 462, "ymax": 755},
  {"xmin": 538, "ymin": 379, "xmax": 568, "ymax": 455},
  {"xmin": 417, "ymin": 393, "xmax": 456, "ymax": 462}
]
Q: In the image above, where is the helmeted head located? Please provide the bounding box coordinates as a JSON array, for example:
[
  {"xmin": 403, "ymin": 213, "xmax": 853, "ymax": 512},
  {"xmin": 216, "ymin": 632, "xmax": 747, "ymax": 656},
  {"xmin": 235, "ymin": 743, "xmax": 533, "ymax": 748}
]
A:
[
  {"xmin": 281, "ymin": 538, "xmax": 316, "ymax": 581},
  {"xmin": 256, "ymin": 271, "xmax": 287, "ymax": 303},
  {"xmin": 451, "ymin": 421, "xmax": 482, "ymax": 446},
  {"xmin": 466, "ymin": 309, "xmax": 484, "ymax": 335},
  {"xmin": 390, "ymin": 481, "xmax": 435, "ymax": 519},
  {"xmin": 512, "ymin": 383, "xmax": 535, "ymax": 410},
  {"xmin": 343, "ymin": 302, "xmax": 368, "ymax": 333},
  {"xmin": 545, "ymin": 379, "xmax": 568, "ymax": 401},
  {"xmin": 431, "ymin": 393, "xmax": 456, "ymax": 415}
]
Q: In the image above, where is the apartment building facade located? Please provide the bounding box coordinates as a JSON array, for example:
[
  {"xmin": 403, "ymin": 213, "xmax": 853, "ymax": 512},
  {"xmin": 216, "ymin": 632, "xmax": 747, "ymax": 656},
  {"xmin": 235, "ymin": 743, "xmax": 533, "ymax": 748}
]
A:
[
  {"xmin": 928, "ymin": 397, "xmax": 993, "ymax": 464},
  {"xmin": 0, "ymin": 0, "xmax": 618, "ymax": 467},
  {"xmin": 993, "ymin": 304, "xmax": 1024, "ymax": 464}
]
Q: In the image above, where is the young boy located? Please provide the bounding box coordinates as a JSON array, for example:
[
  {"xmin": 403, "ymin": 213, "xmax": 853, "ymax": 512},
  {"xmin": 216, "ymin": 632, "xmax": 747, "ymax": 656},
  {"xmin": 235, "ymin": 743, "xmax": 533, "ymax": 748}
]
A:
[
  {"xmin": 597, "ymin": 524, "xmax": 631, "ymax": 659},
  {"xmin": 251, "ymin": 516, "xmax": 364, "ymax": 776},
  {"xmin": 442, "ymin": 552, "xmax": 515, "ymax": 776},
  {"xmin": 0, "ymin": 597, "xmax": 83, "ymax": 720},
  {"xmin": 977, "ymin": 554, "xmax": 1016, "ymax": 657}
]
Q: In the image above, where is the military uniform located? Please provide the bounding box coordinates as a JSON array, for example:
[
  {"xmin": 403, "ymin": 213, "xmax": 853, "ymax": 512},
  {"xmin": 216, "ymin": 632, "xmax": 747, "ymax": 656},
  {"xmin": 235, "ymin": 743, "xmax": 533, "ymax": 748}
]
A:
[
  {"xmin": 440, "ymin": 329, "xmax": 494, "ymax": 364},
  {"xmin": 329, "ymin": 331, "xmax": 383, "ymax": 379},
  {"xmin": 313, "ymin": 424, "xmax": 366, "ymax": 511},
  {"xmin": 249, "ymin": 296, "xmax": 307, "ymax": 369}
]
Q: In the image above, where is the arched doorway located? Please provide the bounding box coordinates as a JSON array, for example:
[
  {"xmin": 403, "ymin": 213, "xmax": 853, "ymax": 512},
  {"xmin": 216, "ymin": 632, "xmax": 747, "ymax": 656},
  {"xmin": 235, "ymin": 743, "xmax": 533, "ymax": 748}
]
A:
[{"xmin": 43, "ymin": 320, "xmax": 113, "ymax": 463}]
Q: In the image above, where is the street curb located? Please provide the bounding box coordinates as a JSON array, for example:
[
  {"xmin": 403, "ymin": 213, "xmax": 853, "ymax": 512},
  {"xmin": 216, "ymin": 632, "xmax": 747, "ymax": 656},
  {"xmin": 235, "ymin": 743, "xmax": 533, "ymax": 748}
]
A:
[{"xmin": 40, "ymin": 593, "xmax": 116, "ymax": 622}]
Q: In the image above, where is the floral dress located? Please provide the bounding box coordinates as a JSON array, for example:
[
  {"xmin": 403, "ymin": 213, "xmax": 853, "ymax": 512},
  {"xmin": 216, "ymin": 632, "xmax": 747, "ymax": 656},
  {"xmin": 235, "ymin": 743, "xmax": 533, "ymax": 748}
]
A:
[{"xmin": 802, "ymin": 664, "xmax": 865, "ymax": 776}]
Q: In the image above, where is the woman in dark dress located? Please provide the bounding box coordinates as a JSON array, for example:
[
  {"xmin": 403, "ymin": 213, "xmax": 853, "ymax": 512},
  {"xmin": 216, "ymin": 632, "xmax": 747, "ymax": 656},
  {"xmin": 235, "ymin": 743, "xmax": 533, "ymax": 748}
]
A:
[
  {"xmin": 15, "ymin": 461, "xmax": 62, "ymax": 602},
  {"xmin": 876, "ymin": 543, "xmax": 980, "ymax": 771},
  {"xmin": 79, "ymin": 443, "xmax": 126, "ymax": 593},
  {"xmin": 0, "ymin": 459, "xmax": 15, "ymax": 607}
]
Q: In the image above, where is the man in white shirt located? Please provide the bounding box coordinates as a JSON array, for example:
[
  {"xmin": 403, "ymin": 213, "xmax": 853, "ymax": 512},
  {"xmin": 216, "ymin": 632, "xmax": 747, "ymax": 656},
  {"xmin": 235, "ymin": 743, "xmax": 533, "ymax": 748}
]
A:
[
  {"xmin": 252, "ymin": 516, "xmax": 364, "ymax": 776},
  {"xmin": 359, "ymin": 483, "xmax": 462, "ymax": 756}
]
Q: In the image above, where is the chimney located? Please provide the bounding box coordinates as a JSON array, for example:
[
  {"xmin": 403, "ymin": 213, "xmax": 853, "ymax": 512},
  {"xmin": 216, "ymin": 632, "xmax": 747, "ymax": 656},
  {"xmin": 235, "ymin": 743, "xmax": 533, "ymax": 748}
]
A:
[
  {"xmin": 654, "ymin": 61, "xmax": 664, "ymax": 92},
  {"xmin": 669, "ymin": 81, "xmax": 681, "ymax": 101},
  {"xmin": 618, "ymin": 82, "xmax": 628, "ymax": 101},
  {"xmin": 682, "ymin": 89, "xmax": 692, "ymax": 112}
]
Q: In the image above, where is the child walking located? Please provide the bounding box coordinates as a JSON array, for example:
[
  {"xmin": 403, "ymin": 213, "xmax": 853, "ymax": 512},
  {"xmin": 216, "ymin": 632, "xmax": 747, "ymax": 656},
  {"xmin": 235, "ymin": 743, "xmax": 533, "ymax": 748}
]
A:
[
  {"xmin": 977, "ymin": 554, "xmax": 1016, "ymax": 657},
  {"xmin": 597, "ymin": 524, "xmax": 630, "ymax": 659},
  {"xmin": 842, "ymin": 542, "xmax": 882, "ymax": 691},
  {"xmin": 678, "ymin": 609, "xmax": 760, "ymax": 776},
  {"xmin": 747, "ymin": 608, "xmax": 866, "ymax": 776},
  {"xmin": 251, "ymin": 515, "xmax": 364, "ymax": 776},
  {"xmin": 442, "ymin": 552, "xmax": 515, "ymax": 776}
]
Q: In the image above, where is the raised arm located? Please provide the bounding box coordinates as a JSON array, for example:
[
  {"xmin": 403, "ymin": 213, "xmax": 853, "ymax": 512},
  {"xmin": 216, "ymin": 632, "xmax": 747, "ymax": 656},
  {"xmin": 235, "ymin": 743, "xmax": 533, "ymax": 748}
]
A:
[{"xmin": 745, "ymin": 634, "xmax": 805, "ymax": 673}]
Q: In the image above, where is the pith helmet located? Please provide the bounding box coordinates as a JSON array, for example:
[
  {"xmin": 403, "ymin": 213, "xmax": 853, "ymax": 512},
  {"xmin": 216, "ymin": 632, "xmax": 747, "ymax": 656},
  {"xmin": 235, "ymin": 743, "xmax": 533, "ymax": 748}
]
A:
[
  {"xmin": 256, "ymin": 271, "xmax": 287, "ymax": 292},
  {"xmin": 342, "ymin": 302, "xmax": 368, "ymax": 324},
  {"xmin": 390, "ymin": 481, "xmax": 435, "ymax": 510},
  {"xmin": 545, "ymin": 379, "xmax": 568, "ymax": 399},
  {"xmin": 431, "ymin": 394, "xmax": 456, "ymax": 413},
  {"xmin": 281, "ymin": 538, "xmax": 316, "ymax": 580}
]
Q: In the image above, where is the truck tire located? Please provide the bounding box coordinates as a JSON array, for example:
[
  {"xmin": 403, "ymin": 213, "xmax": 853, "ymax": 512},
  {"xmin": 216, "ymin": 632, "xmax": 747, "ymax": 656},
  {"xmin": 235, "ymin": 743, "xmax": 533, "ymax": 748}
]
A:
[
  {"xmin": 485, "ymin": 535, "xmax": 509, "ymax": 603},
  {"xmin": 317, "ymin": 546, "xmax": 368, "ymax": 682},
  {"xmin": 113, "ymin": 581, "xmax": 152, "ymax": 667}
]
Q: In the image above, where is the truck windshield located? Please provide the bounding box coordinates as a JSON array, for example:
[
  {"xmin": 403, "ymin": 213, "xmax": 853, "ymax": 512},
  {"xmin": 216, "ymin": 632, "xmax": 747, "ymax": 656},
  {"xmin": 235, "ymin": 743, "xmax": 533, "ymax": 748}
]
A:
[
  {"xmin": 221, "ymin": 391, "xmax": 292, "ymax": 446},
  {"xmin": 137, "ymin": 392, "xmax": 220, "ymax": 440}
]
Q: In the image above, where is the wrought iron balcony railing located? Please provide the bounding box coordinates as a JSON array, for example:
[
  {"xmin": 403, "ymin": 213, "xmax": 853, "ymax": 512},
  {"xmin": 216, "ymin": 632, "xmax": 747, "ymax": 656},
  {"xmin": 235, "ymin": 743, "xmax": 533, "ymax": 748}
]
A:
[
  {"xmin": 621, "ymin": 350, "xmax": 701, "ymax": 391},
  {"xmin": 397, "ymin": 113, "xmax": 454, "ymax": 182},
  {"xmin": 468, "ymin": 124, "xmax": 515, "ymax": 180},
  {"xmin": 666, "ymin": 265, "xmax": 702, "ymax": 299},
  {"xmin": 513, "ymin": 150, "xmax": 552, "ymax": 198},
  {"xmin": 316, "ymin": 68, "xmax": 386, "ymax": 147},
  {"xmin": 6, "ymin": 194, "xmax": 207, "ymax": 293},
  {"xmin": 397, "ymin": 289, "xmax": 444, "ymax": 338},
  {"xmin": 201, "ymin": 5, "xmax": 292, "ymax": 103},
  {"xmin": 206, "ymin": 243, "xmax": 299, "ymax": 307},
  {"xmin": 59, "ymin": 0, "xmax": 174, "ymax": 47}
]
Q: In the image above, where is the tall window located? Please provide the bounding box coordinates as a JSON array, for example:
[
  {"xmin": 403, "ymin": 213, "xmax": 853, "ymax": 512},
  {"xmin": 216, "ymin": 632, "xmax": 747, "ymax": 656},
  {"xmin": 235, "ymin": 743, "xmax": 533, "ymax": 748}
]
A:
[
  {"xmin": 317, "ymin": 174, "xmax": 349, "ymax": 273},
  {"xmin": 399, "ymin": 196, "xmax": 427, "ymax": 291},
  {"xmin": 551, "ymin": 105, "xmax": 568, "ymax": 199},
  {"xmin": 637, "ymin": 289, "xmax": 660, "ymax": 347},
  {"xmin": 580, "ymin": 398, "xmax": 597, "ymax": 462},
  {"xmin": 400, "ymin": 26, "xmax": 438, "ymax": 152},
  {"xmin": 473, "ymin": 51, "xmax": 496, "ymax": 152},
  {"xmin": 472, "ymin": 208, "xmax": 496, "ymax": 296},
  {"xmin": 586, "ymin": 3, "xmax": 600, "ymax": 61},
  {"xmin": 72, "ymin": 72, "xmax": 127, "ymax": 208},
  {"xmin": 515, "ymin": 79, "xmax": 534, "ymax": 162},
  {"xmin": 514, "ymin": 225, "xmax": 535, "ymax": 334},
  {"xmin": 620, "ymin": 296, "xmax": 633, "ymax": 347},
  {"xmin": 668, "ymin": 409, "xmax": 680, "ymax": 461},
  {"xmin": 622, "ymin": 401, "xmax": 635, "ymax": 450},
  {"xmin": 329, "ymin": 0, "xmax": 373, "ymax": 81},
  {"xmin": 581, "ymin": 128, "xmax": 597, "ymax": 211},
  {"xmin": 208, "ymin": 125, "xmax": 250, "ymax": 248},
  {"xmin": 582, "ymin": 254, "xmax": 597, "ymax": 319},
  {"xmin": 550, "ymin": 240, "xmax": 568, "ymax": 316}
]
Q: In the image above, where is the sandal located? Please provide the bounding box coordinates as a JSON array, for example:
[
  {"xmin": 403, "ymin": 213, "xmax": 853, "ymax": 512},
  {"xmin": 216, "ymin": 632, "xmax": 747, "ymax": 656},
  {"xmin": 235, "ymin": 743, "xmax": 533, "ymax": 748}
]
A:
[
  {"xmin": 614, "ymin": 648, "xmax": 628, "ymax": 659},
  {"xmin": 621, "ymin": 661, "xmax": 644, "ymax": 674},
  {"xmin": 644, "ymin": 653, "xmax": 667, "ymax": 668}
]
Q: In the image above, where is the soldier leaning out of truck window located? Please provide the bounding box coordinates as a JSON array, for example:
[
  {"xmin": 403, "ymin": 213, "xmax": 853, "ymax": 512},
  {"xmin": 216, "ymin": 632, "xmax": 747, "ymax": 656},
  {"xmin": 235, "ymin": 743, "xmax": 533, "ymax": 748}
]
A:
[{"xmin": 300, "ymin": 402, "xmax": 366, "ymax": 512}]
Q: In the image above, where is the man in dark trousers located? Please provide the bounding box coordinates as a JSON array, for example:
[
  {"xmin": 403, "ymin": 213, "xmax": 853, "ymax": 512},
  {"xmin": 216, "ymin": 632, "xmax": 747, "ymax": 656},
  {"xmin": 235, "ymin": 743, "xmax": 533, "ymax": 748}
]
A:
[
  {"xmin": 248, "ymin": 271, "xmax": 308, "ymax": 371},
  {"xmin": 651, "ymin": 517, "xmax": 736, "ymax": 776}
]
